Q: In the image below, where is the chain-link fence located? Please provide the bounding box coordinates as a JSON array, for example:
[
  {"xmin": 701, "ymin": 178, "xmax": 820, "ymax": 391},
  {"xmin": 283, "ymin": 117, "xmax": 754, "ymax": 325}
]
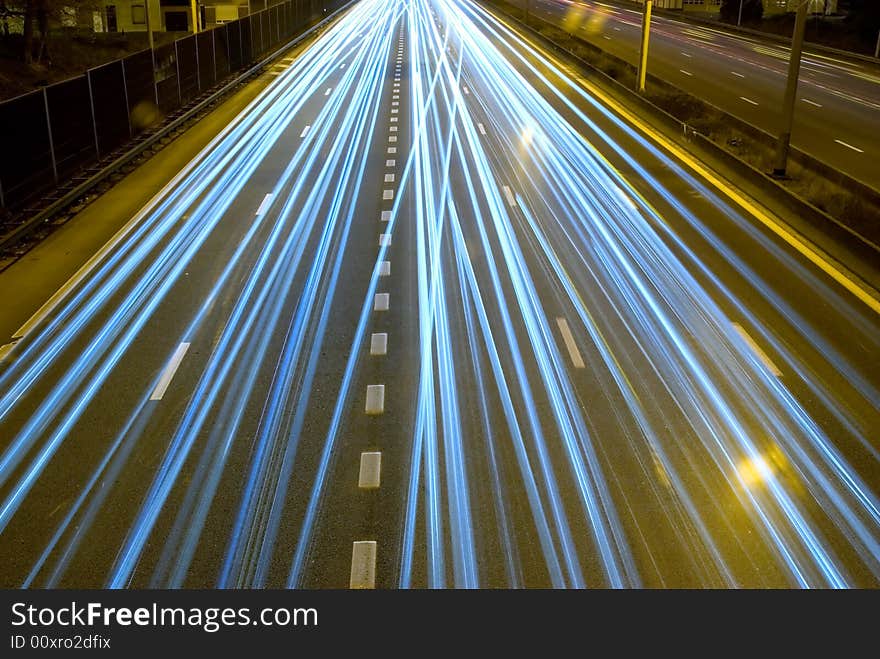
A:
[{"xmin": 0, "ymin": 0, "xmax": 344, "ymax": 211}]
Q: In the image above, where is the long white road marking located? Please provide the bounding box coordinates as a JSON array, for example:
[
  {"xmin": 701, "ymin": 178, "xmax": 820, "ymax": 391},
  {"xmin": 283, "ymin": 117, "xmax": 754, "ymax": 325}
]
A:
[
  {"xmin": 150, "ymin": 342, "xmax": 191, "ymax": 401},
  {"xmin": 555, "ymin": 318, "xmax": 585, "ymax": 369},
  {"xmin": 300, "ymin": 124, "xmax": 311, "ymax": 138},
  {"xmin": 370, "ymin": 333, "xmax": 387, "ymax": 356},
  {"xmin": 365, "ymin": 384, "xmax": 385, "ymax": 414},
  {"xmin": 731, "ymin": 71, "xmax": 745, "ymax": 78},
  {"xmin": 681, "ymin": 51, "xmax": 692, "ymax": 58},
  {"xmin": 374, "ymin": 293, "xmax": 389, "ymax": 311},
  {"xmin": 477, "ymin": 123, "xmax": 486, "ymax": 135},
  {"xmin": 502, "ymin": 185, "xmax": 517, "ymax": 208},
  {"xmin": 358, "ymin": 452, "xmax": 382, "ymax": 489},
  {"xmin": 835, "ymin": 139, "xmax": 864, "ymax": 153},
  {"xmin": 0, "ymin": 342, "xmax": 17, "ymax": 363},
  {"xmin": 802, "ymin": 98, "xmax": 822, "ymax": 107},
  {"xmin": 740, "ymin": 96, "xmax": 759, "ymax": 106},
  {"xmin": 256, "ymin": 193, "xmax": 273, "ymax": 215},
  {"xmin": 350, "ymin": 541, "xmax": 377, "ymax": 589},
  {"xmin": 732, "ymin": 323, "xmax": 782, "ymax": 377},
  {"xmin": 679, "ymin": 69, "xmax": 693, "ymax": 76}
]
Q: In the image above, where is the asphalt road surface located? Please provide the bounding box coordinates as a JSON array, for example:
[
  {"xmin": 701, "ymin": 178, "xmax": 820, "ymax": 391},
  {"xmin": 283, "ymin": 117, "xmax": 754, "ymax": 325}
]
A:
[
  {"xmin": 0, "ymin": 0, "xmax": 878, "ymax": 588},
  {"xmin": 521, "ymin": 0, "xmax": 880, "ymax": 191}
]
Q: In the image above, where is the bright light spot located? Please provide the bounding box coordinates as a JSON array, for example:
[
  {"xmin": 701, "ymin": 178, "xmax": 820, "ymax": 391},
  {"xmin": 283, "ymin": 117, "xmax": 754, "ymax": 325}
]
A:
[
  {"xmin": 521, "ymin": 125, "xmax": 534, "ymax": 147},
  {"xmin": 738, "ymin": 454, "xmax": 775, "ymax": 488}
]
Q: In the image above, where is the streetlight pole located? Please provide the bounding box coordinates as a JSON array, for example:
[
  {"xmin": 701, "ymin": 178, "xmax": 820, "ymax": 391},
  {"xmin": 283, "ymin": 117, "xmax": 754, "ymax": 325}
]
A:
[
  {"xmin": 637, "ymin": 0, "xmax": 652, "ymax": 93},
  {"xmin": 144, "ymin": 0, "xmax": 155, "ymax": 51},
  {"xmin": 773, "ymin": 0, "xmax": 809, "ymax": 178},
  {"xmin": 191, "ymin": 0, "xmax": 199, "ymax": 32},
  {"xmin": 737, "ymin": 0, "xmax": 744, "ymax": 27},
  {"xmin": 874, "ymin": 28, "xmax": 879, "ymax": 60}
]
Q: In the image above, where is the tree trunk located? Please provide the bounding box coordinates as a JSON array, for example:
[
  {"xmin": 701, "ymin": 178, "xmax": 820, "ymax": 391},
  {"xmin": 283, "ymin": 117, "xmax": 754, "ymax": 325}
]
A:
[
  {"xmin": 35, "ymin": 0, "xmax": 49, "ymax": 64},
  {"xmin": 23, "ymin": 0, "xmax": 35, "ymax": 64}
]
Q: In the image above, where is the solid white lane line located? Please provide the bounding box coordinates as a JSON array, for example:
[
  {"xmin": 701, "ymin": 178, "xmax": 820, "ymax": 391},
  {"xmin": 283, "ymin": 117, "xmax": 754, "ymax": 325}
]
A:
[
  {"xmin": 0, "ymin": 342, "xmax": 17, "ymax": 363},
  {"xmin": 731, "ymin": 71, "xmax": 745, "ymax": 78},
  {"xmin": 502, "ymin": 185, "xmax": 516, "ymax": 208},
  {"xmin": 478, "ymin": 123, "xmax": 486, "ymax": 135},
  {"xmin": 150, "ymin": 342, "xmax": 191, "ymax": 401},
  {"xmin": 256, "ymin": 193, "xmax": 273, "ymax": 215},
  {"xmin": 740, "ymin": 96, "xmax": 759, "ymax": 106},
  {"xmin": 365, "ymin": 384, "xmax": 385, "ymax": 414},
  {"xmin": 732, "ymin": 323, "xmax": 782, "ymax": 377},
  {"xmin": 379, "ymin": 233, "xmax": 392, "ymax": 247},
  {"xmin": 383, "ymin": 189, "xmax": 394, "ymax": 200},
  {"xmin": 358, "ymin": 452, "xmax": 382, "ymax": 489},
  {"xmin": 374, "ymin": 293, "xmax": 389, "ymax": 311},
  {"xmin": 324, "ymin": 87, "xmax": 332, "ymax": 95},
  {"xmin": 379, "ymin": 261, "xmax": 391, "ymax": 276},
  {"xmin": 370, "ymin": 333, "xmax": 387, "ymax": 356},
  {"xmin": 350, "ymin": 541, "xmax": 377, "ymax": 589},
  {"xmin": 835, "ymin": 139, "xmax": 864, "ymax": 153},
  {"xmin": 300, "ymin": 124, "xmax": 311, "ymax": 138},
  {"xmin": 679, "ymin": 69, "xmax": 693, "ymax": 76},
  {"xmin": 802, "ymin": 98, "xmax": 822, "ymax": 107},
  {"xmin": 381, "ymin": 210, "xmax": 392, "ymax": 222},
  {"xmin": 555, "ymin": 318, "xmax": 585, "ymax": 369}
]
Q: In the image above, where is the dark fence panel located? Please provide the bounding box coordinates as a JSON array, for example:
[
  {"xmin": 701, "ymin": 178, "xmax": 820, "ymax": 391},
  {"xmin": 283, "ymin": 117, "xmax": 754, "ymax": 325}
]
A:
[
  {"xmin": 122, "ymin": 50, "xmax": 158, "ymax": 134},
  {"xmin": 154, "ymin": 42, "xmax": 180, "ymax": 113},
  {"xmin": 214, "ymin": 24, "xmax": 231, "ymax": 79},
  {"xmin": 88, "ymin": 61, "xmax": 129, "ymax": 157},
  {"xmin": 46, "ymin": 76, "xmax": 96, "ymax": 179},
  {"xmin": 227, "ymin": 20, "xmax": 243, "ymax": 71},
  {"xmin": 0, "ymin": 91, "xmax": 54, "ymax": 208},
  {"xmin": 240, "ymin": 16, "xmax": 254, "ymax": 64},
  {"xmin": 176, "ymin": 36, "xmax": 199, "ymax": 104},
  {"xmin": 271, "ymin": 6, "xmax": 281, "ymax": 45},
  {"xmin": 197, "ymin": 31, "xmax": 216, "ymax": 91}
]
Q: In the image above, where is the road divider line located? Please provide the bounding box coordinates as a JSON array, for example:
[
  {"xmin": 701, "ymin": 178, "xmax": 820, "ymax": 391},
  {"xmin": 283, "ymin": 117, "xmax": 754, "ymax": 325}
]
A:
[
  {"xmin": 358, "ymin": 452, "xmax": 382, "ymax": 489},
  {"xmin": 374, "ymin": 293, "xmax": 389, "ymax": 311},
  {"xmin": 379, "ymin": 261, "xmax": 390, "ymax": 276},
  {"xmin": 256, "ymin": 193, "xmax": 273, "ymax": 215},
  {"xmin": 385, "ymin": 173, "xmax": 395, "ymax": 182},
  {"xmin": 834, "ymin": 139, "xmax": 864, "ymax": 153},
  {"xmin": 381, "ymin": 210, "xmax": 392, "ymax": 222},
  {"xmin": 383, "ymin": 189, "xmax": 394, "ymax": 200},
  {"xmin": 679, "ymin": 69, "xmax": 693, "ymax": 76},
  {"xmin": 0, "ymin": 341, "xmax": 18, "ymax": 363},
  {"xmin": 370, "ymin": 333, "xmax": 387, "ymax": 356},
  {"xmin": 379, "ymin": 233, "xmax": 392, "ymax": 247},
  {"xmin": 478, "ymin": 123, "xmax": 486, "ymax": 135},
  {"xmin": 150, "ymin": 342, "xmax": 191, "ymax": 401},
  {"xmin": 502, "ymin": 185, "xmax": 516, "ymax": 208},
  {"xmin": 365, "ymin": 384, "xmax": 385, "ymax": 414},
  {"xmin": 731, "ymin": 71, "xmax": 745, "ymax": 78},
  {"xmin": 732, "ymin": 323, "xmax": 782, "ymax": 377},
  {"xmin": 300, "ymin": 124, "xmax": 311, "ymax": 138},
  {"xmin": 802, "ymin": 98, "xmax": 822, "ymax": 107},
  {"xmin": 324, "ymin": 87, "xmax": 332, "ymax": 96},
  {"xmin": 350, "ymin": 541, "xmax": 377, "ymax": 589},
  {"xmin": 739, "ymin": 96, "xmax": 759, "ymax": 106},
  {"xmin": 386, "ymin": 159, "xmax": 396, "ymax": 167},
  {"xmin": 555, "ymin": 318, "xmax": 585, "ymax": 369}
]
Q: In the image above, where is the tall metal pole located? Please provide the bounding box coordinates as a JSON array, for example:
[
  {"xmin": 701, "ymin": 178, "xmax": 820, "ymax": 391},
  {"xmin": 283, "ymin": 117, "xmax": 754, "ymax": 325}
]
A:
[
  {"xmin": 636, "ymin": 0, "xmax": 652, "ymax": 93},
  {"xmin": 144, "ymin": 0, "xmax": 155, "ymax": 51},
  {"xmin": 773, "ymin": 1, "xmax": 808, "ymax": 177},
  {"xmin": 191, "ymin": 0, "xmax": 199, "ymax": 32},
  {"xmin": 874, "ymin": 29, "xmax": 880, "ymax": 60},
  {"xmin": 737, "ymin": 0, "xmax": 744, "ymax": 27}
]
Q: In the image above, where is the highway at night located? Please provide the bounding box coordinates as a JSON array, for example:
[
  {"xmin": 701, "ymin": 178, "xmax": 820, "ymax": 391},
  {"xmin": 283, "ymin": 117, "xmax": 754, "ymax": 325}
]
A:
[
  {"xmin": 525, "ymin": 0, "xmax": 880, "ymax": 190},
  {"xmin": 0, "ymin": 0, "xmax": 878, "ymax": 589}
]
